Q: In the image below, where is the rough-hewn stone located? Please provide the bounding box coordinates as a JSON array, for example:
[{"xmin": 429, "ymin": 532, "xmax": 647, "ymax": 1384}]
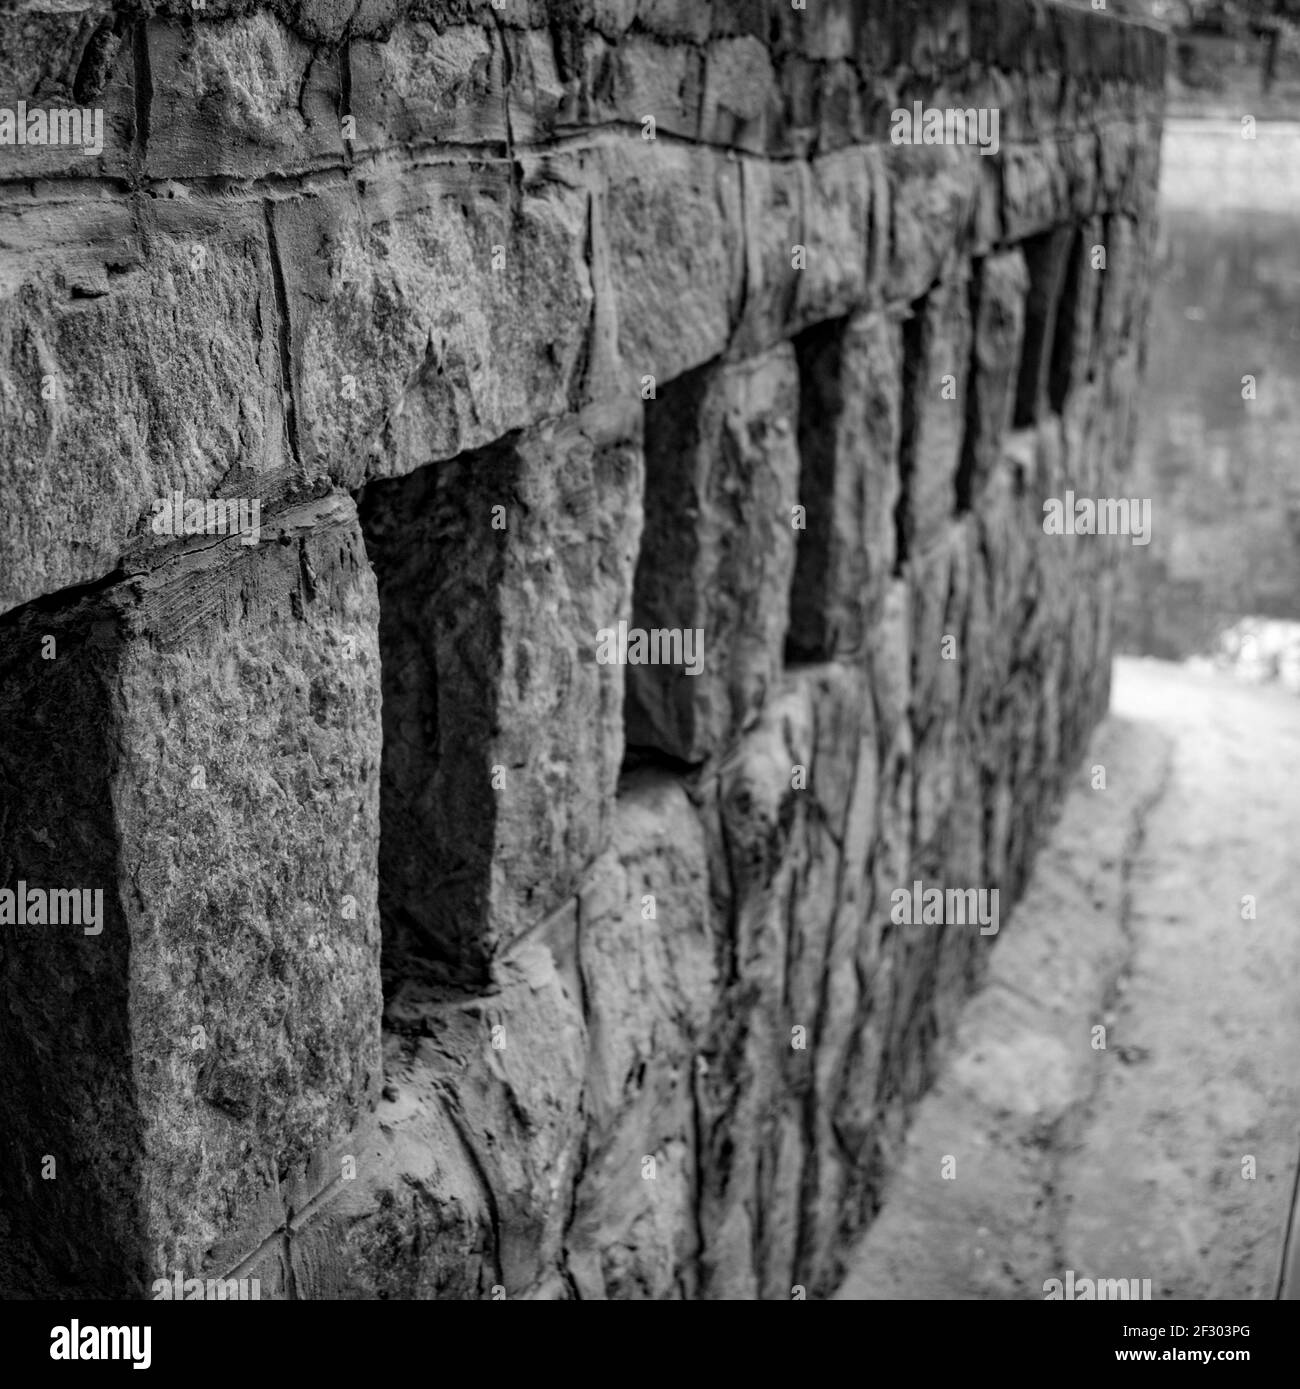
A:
[
  {"xmin": 0, "ymin": 204, "xmax": 285, "ymax": 616},
  {"xmin": 627, "ymin": 344, "xmax": 801, "ymax": 763},
  {"xmin": 359, "ymin": 403, "xmax": 643, "ymax": 988},
  {"xmin": 0, "ymin": 496, "xmax": 381, "ymax": 1296},
  {"xmin": 787, "ymin": 310, "xmax": 901, "ymax": 661},
  {"xmin": 567, "ymin": 774, "xmax": 716, "ymax": 1299}
]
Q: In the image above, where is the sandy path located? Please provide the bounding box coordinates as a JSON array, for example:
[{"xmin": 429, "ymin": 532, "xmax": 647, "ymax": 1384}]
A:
[{"xmin": 836, "ymin": 656, "xmax": 1300, "ymax": 1299}]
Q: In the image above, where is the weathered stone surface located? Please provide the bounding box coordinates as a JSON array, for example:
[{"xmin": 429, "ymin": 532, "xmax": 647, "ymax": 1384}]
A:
[
  {"xmin": 124, "ymin": 502, "xmax": 383, "ymax": 1282},
  {"xmin": 0, "ymin": 496, "xmax": 381, "ymax": 1295},
  {"xmin": 787, "ymin": 662, "xmax": 878, "ymax": 1291},
  {"xmin": 0, "ymin": 8, "xmax": 134, "ymax": 184},
  {"xmin": 567, "ymin": 774, "xmax": 715, "ymax": 1299},
  {"xmin": 277, "ymin": 158, "xmax": 593, "ymax": 488},
  {"xmin": 898, "ymin": 262, "xmax": 973, "ymax": 563},
  {"xmin": 695, "ymin": 680, "xmax": 813, "ymax": 1299},
  {"xmin": 698, "ymin": 35, "xmax": 776, "ymax": 152},
  {"xmin": 0, "ymin": 203, "xmax": 285, "ymax": 617},
  {"xmin": 567, "ymin": 29, "xmax": 703, "ymax": 141},
  {"xmin": 909, "ymin": 520, "xmax": 968, "ymax": 876},
  {"xmin": 887, "ymin": 144, "xmax": 979, "ymax": 306},
  {"xmin": 603, "ymin": 141, "xmax": 745, "ymax": 390},
  {"xmin": 792, "ymin": 146, "xmax": 878, "ymax": 332},
  {"xmin": 359, "ymin": 403, "xmax": 643, "ymax": 989},
  {"xmin": 1003, "ymin": 139, "xmax": 1071, "ymax": 244},
  {"xmin": 1093, "ymin": 213, "xmax": 1144, "ymax": 364},
  {"xmin": 734, "ymin": 154, "xmax": 804, "ymax": 357},
  {"xmin": 868, "ymin": 577, "xmax": 915, "ymax": 919},
  {"xmin": 352, "ymin": 22, "xmax": 508, "ymax": 153},
  {"xmin": 144, "ymin": 16, "xmax": 345, "ymax": 181},
  {"xmin": 691, "ymin": 661, "xmax": 880, "ymax": 1297},
  {"xmin": 962, "ymin": 249, "xmax": 1030, "ymax": 506},
  {"xmin": 788, "ymin": 309, "xmax": 902, "ymax": 661},
  {"xmin": 299, "ymin": 941, "xmax": 586, "ymax": 1299},
  {"xmin": 628, "ymin": 344, "xmax": 800, "ymax": 763}
]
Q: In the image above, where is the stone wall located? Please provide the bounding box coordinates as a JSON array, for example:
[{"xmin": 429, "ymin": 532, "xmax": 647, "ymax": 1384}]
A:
[{"xmin": 0, "ymin": 0, "xmax": 1165, "ymax": 1298}]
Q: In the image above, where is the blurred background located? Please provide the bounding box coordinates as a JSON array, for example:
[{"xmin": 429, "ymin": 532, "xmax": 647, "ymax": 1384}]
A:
[{"xmin": 1091, "ymin": 2, "xmax": 1300, "ymax": 686}]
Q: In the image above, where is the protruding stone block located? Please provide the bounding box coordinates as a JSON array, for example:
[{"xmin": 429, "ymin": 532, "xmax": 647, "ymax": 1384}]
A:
[
  {"xmin": 359, "ymin": 403, "xmax": 644, "ymax": 989},
  {"xmin": 788, "ymin": 310, "xmax": 902, "ymax": 661},
  {"xmin": 898, "ymin": 264, "xmax": 973, "ymax": 564},
  {"xmin": 276, "ymin": 160, "xmax": 593, "ymax": 489},
  {"xmin": 962, "ymin": 248, "xmax": 1030, "ymax": 506},
  {"xmin": 0, "ymin": 495, "xmax": 382, "ymax": 1294},
  {"xmin": 295, "ymin": 941, "xmax": 586, "ymax": 1300},
  {"xmin": 627, "ymin": 344, "xmax": 800, "ymax": 763},
  {"xmin": 0, "ymin": 203, "xmax": 286, "ymax": 617},
  {"xmin": 603, "ymin": 142, "xmax": 744, "ymax": 389},
  {"xmin": 567, "ymin": 774, "xmax": 715, "ymax": 1300},
  {"xmin": 793, "ymin": 147, "xmax": 877, "ymax": 329}
]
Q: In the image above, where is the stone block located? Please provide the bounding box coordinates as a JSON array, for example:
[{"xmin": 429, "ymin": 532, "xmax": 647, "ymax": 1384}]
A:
[
  {"xmin": 144, "ymin": 15, "xmax": 345, "ymax": 181},
  {"xmin": 0, "ymin": 201, "xmax": 285, "ymax": 616},
  {"xmin": 733, "ymin": 154, "xmax": 804, "ymax": 357},
  {"xmin": 0, "ymin": 495, "xmax": 382, "ymax": 1294},
  {"xmin": 567, "ymin": 773, "xmax": 715, "ymax": 1299},
  {"xmin": 698, "ymin": 35, "xmax": 775, "ymax": 152},
  {"xmin": 788, "ymin": 309, "xmax": 902, "ymax": 661},
  {"xmin": 898, "ymin": 263, "xmax": 973, "ymax": 564},
  {"xmin": 350, "ymin": 21, "xmax": 508, "ymax": 153},
  {"xmin": 962, "ymin": 248, "xmax": 1029, "ymax": 506},
  {"xmin": 276, "ymin": 155, "xmax": 592, "ymax": 488},
  {"xmin": 792, "ymin": 146, "xmax": 877, "ymax": 331},
  {"xmin": 627, "ymin": 344, "xmax": 800, "ymax": 763},
  {"xmin": 569, "ymin": 29, "xmax": 702, "ymax": 140},
  {"xmin": 603, "ymin": 141, "xmax": 744, "ymax": 389},
  {"xmin": 359, "ymin": 403, "xmax": 643, "ymax": 989},
  {"xmin": 0, "ymin": 7, "xmax": 134, "ymax": 184},
  {"xmin": 908, "ymin": 521, "xmax": 968, "ymax": 873},
  {"xmin": 305, "ymin": 943, "xmax": 585, "ymax": 1299},
  {"xmin": 886, "ymin": 143, "xmax": 978, "ymax": 307}
]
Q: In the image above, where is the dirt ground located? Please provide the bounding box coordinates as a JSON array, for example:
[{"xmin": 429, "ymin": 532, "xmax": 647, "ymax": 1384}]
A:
[{"xmin": 835, "ymin": 655, "xmax": 1300, "ymax": 1300}]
